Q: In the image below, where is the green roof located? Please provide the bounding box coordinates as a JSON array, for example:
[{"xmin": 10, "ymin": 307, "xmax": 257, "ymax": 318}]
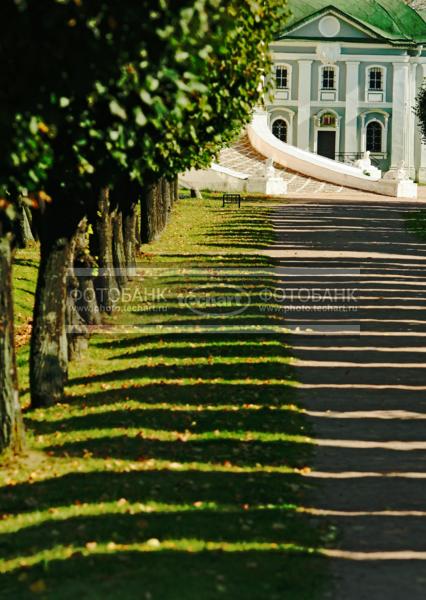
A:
[{"xmin": 279, "ymin": 0, "xmax": 426, "ymax": 44}]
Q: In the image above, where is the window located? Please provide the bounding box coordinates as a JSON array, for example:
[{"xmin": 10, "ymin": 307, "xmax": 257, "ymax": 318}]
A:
[
  {"xmin": 322, "ymin": 67, "xmax": 336, "ymax": 90},
  {"xmin": 276, "ymin": 66, "xmax": 288, "ymax": 89},
  {"xmin": 369, "ymin": 67, "xmax": 383, "ymax": 91},
  {"xmin": 366, "ymin": 121, "xmax": 382, "ymax": 153},
  {"xmin": 272, "ymin": 119, "xmax": 288, "ymax": 143}
]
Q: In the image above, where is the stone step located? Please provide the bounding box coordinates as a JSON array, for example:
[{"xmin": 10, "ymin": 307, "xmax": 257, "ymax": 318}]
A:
[{"xmin": 218, "ymin": 134, "xmax": 364, "ymax": 196}]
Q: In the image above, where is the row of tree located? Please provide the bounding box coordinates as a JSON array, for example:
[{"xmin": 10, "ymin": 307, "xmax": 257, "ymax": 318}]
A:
[{"xmin": 0, "ymin": 0, "xmax": 288, "ymax": 453}]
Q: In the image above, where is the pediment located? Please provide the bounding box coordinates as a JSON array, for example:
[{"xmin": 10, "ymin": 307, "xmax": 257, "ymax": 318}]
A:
[{"xmin": 281, "ymin": 8, "xmax": 385, "ymax": 42}]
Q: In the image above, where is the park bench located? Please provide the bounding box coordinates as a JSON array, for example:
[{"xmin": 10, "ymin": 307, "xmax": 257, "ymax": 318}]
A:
[{"xmin": 222, "ymin": 193, "xmax": 241, "ymax": 208}]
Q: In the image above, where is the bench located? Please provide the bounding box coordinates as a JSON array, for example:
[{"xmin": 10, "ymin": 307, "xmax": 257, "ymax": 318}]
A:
[{"xmin": 222, "ymin": 193, "xmax": 241, "ymax": 208}]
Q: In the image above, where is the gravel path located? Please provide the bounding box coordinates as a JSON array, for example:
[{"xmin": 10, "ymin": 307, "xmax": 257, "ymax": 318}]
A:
[{"xmin": 269, "ymin": 201, "xmax": 426, "ymax": 600}]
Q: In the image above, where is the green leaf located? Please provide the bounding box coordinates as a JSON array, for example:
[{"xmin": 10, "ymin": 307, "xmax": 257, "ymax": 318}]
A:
[{"xmin": 109, "ymin": 100, "xmax": 127, "ymax": 120}]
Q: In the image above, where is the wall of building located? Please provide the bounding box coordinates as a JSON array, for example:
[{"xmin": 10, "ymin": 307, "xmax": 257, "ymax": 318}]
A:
[{"xmin": 267, "ymin": 33, "xmax": 426, "ymax": 180}]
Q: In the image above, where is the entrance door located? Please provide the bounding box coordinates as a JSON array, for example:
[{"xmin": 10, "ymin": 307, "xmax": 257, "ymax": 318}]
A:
[{"xmin": 317, "ymin": 131, "xmax": 336, "ymax": 160}]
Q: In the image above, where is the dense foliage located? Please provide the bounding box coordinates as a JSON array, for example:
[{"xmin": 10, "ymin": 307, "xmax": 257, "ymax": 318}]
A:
[
  {"xmin": 415, "ymin": 86, "xmax": 426, "ymax": 143},
  {"xmin": 0, "ymin": 0, "xmax": 289, "ymax": 449},
  {"xmin": 0, "ymin": 0, "xmax": 288, "ymax": 198}
]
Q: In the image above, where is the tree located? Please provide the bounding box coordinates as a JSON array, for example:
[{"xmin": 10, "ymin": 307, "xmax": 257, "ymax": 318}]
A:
[
  {"xmin": 0, "ymin": 0, "xmax": 288, "ymax": 420},
  {"xmin": 415, "ymin": 86, "xmax": 426, "ymax": 143},
  {"xmin": 0, "ymin": 203, "xmax": 25, "ymax": 453}
]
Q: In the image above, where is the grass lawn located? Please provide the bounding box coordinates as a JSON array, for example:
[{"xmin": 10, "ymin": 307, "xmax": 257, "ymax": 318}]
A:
[{"xmin": 1, "ymin": 195, "xmax": 328, "ymax": 599}]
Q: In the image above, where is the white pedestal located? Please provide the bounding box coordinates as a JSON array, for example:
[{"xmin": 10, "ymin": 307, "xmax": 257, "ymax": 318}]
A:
[
  {"xmin": 247, "ymin": 176, "xmax": 288, "ymax": 196},
  {"xmin": 396, "ymin": 180, "xmax": 418, "ymax": 199}
]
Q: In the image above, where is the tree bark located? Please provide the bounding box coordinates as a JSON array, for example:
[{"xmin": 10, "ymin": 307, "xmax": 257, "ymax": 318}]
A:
[
  {"xmin": 73, "ymin": 218, "xmax": 101, "ymax": 327},
  {"xmin": 123, "ymin": 202, "xmax": 138, "ymax": 278},
  {"xmin": 155, "ymin": 179, "xmax": 162, "ymax": 235},
  {"xmin": 163, "ymin": 178, "xmax": 172, "ymax": 226},
  {"xmin": 112, "ymin": 208, "xmax": 127, "ymax": 289},
  {"xmin": 14, "ymin": 197, "xmax": 34, "ymax": 249},
  {"xmin": 90, "ymin": 187, "xmax": 119, "ymax": 313},
  {"xmin": 66, "ymin": 268, "xmax": 89, "ymax": 362},
  {"xmin": 66, "ymin": 222, "xmax": 92, "ymax": 362},
  {"xmin": 140, "ymin": 182, "xmax": 157, "ymax": 243},
  {"xmin": 172, "ymin": 176, "xmax": 179, "ymax": 204},
  {"xmin": 157, "ymin": 178, "xmax": 168, "ymax": 233},
  {"xmin": 30, "ymin": 238, "xmax": 71, "ymax": 407},
  {"xmin": 30, "ymin": 202, "xmax": 83, "ymax": 408},
  {"xmin": 140, "ymin": 177, "xmax": 175, "ymax": 244},
  {"xmin": 0, "ymin": 231, "xmax": 24, "ymax": 453}
]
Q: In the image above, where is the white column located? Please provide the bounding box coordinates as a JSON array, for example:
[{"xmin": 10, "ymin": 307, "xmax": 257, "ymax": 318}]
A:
[
  {"xmin": 336, "ymin": 116, "xmax": 342, "ymax": 156},
  {"xmin": 287, "ymin": 110, "xmax": 295, "ymax": 145},
  {"xmin": 390, "ymin": 62, "xmax": 410, "ymax": 170},
  {"xmin": 360, "ymin": 113, "xmax": 367, "ymax": 153},
  {"xmin": 407, "ymin": 62, "xmax": 417, "ymax": 178},
  {"xmin": 383, "ymin": 113, "xmax": 390, "ymax": 157},
  {"xmin": 297, "ymin": 60, "xmax": 313, "ymax": 151},
  {"xmin": 416, "ymin": 62, "xmax": 426, "ymax": 182},
  {"xmin": 344, "ymin": 62, "xmax": 360, "ymax": 156}
]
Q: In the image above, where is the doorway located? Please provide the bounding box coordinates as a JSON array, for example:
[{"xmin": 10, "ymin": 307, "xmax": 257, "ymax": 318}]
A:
[{"xmin": 317, "ymin": 131, "xmax": 336, "ymax": 160}]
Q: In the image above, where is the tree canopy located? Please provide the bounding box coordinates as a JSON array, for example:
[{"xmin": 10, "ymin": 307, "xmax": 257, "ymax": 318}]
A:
[{"xmin": 0, "ymin": 0, "xmax": 288, "ymax": 201}]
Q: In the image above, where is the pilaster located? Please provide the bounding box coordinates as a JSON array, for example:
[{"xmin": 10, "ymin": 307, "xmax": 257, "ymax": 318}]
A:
[
  {"xmin": 297, "ymin": 61, "xmax": 313, "ymax": 151},
  {"xmin": 390, "ymin": 62, "xmax": 410, "ymax": 171},
  {"xmin": 344, "ymin": 62, "xmax": 360, "ymax": 154}
]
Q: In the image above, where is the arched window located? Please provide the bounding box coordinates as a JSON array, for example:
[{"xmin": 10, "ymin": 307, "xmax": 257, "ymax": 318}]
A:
[
  {"xmin": 272, "ymin": 119, "xmax": 288, "ymax": 142},
  {"xmin": 276, "ymin": 66, "xmax": 288, "ymax": 89},
  {"xmin": 368, "ymin": 67, "xmax": 384, "ymax": 91},
  {"xmin": 321, "ymin": 66, "xmax": 336, "ymax": 90},
  {"xmin": 366, "ymin": 121, "xmax": 383, "ymax": 153}
]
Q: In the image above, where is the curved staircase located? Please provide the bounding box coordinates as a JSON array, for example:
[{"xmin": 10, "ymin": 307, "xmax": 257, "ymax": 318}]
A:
[
  {"xmin": 181, "ymin": 111, "xmax": 418, "ymax": 199},
  {"xmin": 219, "ymin": 135, "xmax": 347, "ymax": 195}
]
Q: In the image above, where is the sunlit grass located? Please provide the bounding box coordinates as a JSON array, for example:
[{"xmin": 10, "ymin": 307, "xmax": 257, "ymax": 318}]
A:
[
  {"xmin": 12, "ymin": 242, "xmax": 39, "ymax": 329},
  {"xmin": 142, "ymin": 194, "xmax": 278, "ymax": 254},
  {"xmin": 1, "ymin": 196, "xmax": 328, "ymax": 599}
]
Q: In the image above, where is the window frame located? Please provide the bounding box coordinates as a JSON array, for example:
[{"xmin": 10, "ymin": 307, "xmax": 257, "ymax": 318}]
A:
[
  {"xmin": 365, "ymin": 65, "xmax": 387, "ymax": 102},
  {"xmin": 274, "ymin": 63, "xmax": 292, "ymax": 97},
  {"xmin": 366, "ymin": 119, "xmax": 384, "ymax": 154},
  {"xmin": 321, "ymin": 65, "xmax": 337, "ymax": 90},
  {"xmin": 275, "ymin": 66, "xmax": 288, "ymax": 89},
  {"xmin": 368, "ymin": 67, "xmax": 383, "ymax": 91},
  {"xmin": 271, "ymin": 117, "xmax": 289, "ymax": 143}
]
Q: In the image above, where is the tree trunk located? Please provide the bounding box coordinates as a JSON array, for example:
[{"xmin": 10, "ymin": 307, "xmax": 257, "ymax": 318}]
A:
[
  {"xmin": 140, "ymin": 177, "xmax": 174, "ymax": 244},
  {"xmin": 163, "ymin": 178, "xmax": 172, "ymax": 226},
  {"xmin": 157, "ymin": 178, "xmax": 168, "ymax": 234},
  {"xmin": 172, "ymin": 176, "xmax": 179, "ymax": 204},
  {"xmin": 0, "ymin": 232, "xmax": 24, "ymax": 453},
  {"xmin": 73, "ymin": 218, "xmax": 101, "ymax": 327},
  {"xmin": 66, "ymin": 269, "xmax": 89, "ymax": 361},
  {"xmin": 141, "ymin": 182, "xmax": 157, "ymax": 243},
  {"xmin": 112, "ymin": 208, "xmax": 127, "ymax": 289},
  {"xmin": 123, "ymin": 202, "xmax": 137, "ymax": 278},
  {"xmin": 90, "ymin": 187, "xmax": 118, "ymax": 313},
  {"xmin": 66, "ymin": 225, "xmax": 90, "ymax": 361},
  {"xmin": 14, "ymin": 198, "xmax": 34, "ymax": 248},
  {"xmin": 155, "ymin": 179, "xmax": 162, "ymax": 236},
  {"xmin": 134, "ymin": 203, "xmax": 141, "ymax": 249},
  {"xmin": 30, "ymin": 202, "xmax": 82, "ymax": 408}
]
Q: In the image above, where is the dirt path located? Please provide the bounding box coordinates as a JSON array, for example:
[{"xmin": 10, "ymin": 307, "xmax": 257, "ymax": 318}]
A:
[{"xmin": 268, "ymin": 201, "xmax": 426, "ymax": 600}]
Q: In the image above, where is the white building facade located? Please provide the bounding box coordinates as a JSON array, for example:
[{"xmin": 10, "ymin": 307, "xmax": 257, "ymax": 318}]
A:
[{"xmin": 267, "ymin": 1, "xmax": 426, "ymax": 180}]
